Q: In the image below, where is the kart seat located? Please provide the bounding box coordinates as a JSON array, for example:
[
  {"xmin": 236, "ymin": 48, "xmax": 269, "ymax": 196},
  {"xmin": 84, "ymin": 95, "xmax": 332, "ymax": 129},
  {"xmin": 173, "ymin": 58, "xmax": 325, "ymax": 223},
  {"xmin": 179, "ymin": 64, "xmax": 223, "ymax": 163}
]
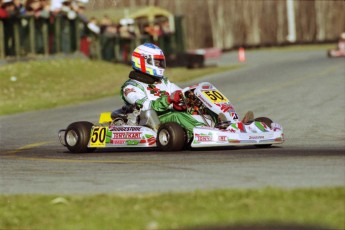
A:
[{"xmin": 111, "ymin": 105, "xmax": 134, "ymax": 121}]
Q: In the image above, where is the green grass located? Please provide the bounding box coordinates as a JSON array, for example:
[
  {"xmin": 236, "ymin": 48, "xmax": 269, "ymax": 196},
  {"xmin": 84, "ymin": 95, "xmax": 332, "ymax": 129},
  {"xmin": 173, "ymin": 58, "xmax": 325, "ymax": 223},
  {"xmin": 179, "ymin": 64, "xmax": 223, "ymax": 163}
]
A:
[
  {"xmin": 0, "ymin": 59, "xmax": 238, "ymax": 115},
  {"xmin": 0, "ymin": 187, "xmax": 344, "ymax": 230}
]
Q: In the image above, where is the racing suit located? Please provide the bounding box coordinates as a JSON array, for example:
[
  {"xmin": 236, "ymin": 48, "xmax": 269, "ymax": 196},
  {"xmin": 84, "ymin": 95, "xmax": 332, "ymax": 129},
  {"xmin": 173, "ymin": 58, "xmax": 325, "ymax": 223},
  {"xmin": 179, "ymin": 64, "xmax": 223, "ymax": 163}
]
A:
[{"xmin": 121, "ymin": 71, "xmax": 205, "ymax": 138}]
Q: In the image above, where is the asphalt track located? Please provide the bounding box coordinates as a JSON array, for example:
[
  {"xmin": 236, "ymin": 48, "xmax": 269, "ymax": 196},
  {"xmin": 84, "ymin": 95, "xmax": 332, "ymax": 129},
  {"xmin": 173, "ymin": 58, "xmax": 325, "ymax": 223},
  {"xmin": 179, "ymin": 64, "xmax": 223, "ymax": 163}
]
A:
[{"xmin": 0, "ymin": 48, "xmax": 344, "ymax": 194}]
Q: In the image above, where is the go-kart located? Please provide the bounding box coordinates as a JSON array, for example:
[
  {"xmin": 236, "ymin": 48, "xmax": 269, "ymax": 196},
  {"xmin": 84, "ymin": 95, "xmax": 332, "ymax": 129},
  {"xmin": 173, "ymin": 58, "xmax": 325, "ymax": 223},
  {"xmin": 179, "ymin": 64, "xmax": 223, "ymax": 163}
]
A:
[{"xmin": 58, "ymin": 82, "xmax": 284, "ymax": 153}]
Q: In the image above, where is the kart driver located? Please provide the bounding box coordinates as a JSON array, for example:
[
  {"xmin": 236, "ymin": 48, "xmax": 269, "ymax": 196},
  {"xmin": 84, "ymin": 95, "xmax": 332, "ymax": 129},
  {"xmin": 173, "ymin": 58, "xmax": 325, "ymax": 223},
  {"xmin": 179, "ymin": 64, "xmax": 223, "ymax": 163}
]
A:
[
  {"xmin": 119, "ymin": 43, "xmax": 205, "ymax": 138},
  {"xmin": 118, "ymin": 43, "xmax": 254, "ymax": 138}
]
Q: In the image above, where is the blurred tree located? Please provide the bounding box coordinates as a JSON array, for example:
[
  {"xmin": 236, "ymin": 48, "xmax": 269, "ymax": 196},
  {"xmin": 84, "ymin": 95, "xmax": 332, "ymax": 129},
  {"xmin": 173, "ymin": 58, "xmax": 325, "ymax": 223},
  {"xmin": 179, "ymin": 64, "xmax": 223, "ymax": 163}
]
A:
[{"xmin": 86, "ymin": 0, "xmax": 345, "ymax": 49}]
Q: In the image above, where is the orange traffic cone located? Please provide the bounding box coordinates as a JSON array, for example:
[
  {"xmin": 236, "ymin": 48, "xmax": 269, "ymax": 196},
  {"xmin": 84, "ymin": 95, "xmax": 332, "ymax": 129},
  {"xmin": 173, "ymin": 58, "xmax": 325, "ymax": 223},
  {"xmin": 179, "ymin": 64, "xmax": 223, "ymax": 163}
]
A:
[{"xmin": 238, "ymin": 47, "xmax": 246, "ymax": 62}]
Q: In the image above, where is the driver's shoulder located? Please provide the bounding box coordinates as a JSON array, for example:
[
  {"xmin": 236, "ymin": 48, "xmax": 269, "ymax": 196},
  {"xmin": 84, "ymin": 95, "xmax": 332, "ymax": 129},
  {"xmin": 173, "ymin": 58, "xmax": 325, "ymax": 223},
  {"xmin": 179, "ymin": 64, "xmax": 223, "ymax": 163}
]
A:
[{"xmin": 122, "ymin": 79, "xmax": 147, "ymax": 90}]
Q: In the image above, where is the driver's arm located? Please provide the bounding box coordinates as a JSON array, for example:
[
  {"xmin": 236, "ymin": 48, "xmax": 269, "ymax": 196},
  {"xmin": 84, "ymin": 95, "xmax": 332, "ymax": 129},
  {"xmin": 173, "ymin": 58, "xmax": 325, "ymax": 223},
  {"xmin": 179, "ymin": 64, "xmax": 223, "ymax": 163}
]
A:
[{"xmin": 122, "ymin": 84, "xmax": 171, "ymax": 112}]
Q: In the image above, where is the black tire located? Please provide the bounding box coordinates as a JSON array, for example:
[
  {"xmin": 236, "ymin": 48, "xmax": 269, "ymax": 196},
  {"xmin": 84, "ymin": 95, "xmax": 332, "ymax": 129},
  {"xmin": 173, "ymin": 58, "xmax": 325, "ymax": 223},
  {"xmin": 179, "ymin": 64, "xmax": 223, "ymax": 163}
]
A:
[
  {"xmin": 157, "ymin": 122, "xmax": 187, "ymax": 151},
  {"xmin": 64, "ymin": 121, "xmax": 96, "ymax": 153},
  {"xmin": 254, "ymin": 117, "xmax": 273, "ymax": 148}
]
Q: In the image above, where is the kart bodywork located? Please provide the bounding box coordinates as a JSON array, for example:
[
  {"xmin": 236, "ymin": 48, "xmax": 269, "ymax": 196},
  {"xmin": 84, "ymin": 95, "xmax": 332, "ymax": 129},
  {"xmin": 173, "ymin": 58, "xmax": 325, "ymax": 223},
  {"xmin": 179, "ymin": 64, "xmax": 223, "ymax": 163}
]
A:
[
  {"xmin": 59, "ymin": 82, "xmax": 284, "ymax": 153},
  {"xmin": 327, "ymin": 49, "xmax": 345, "ymax": 57},
  {"xmin": 327, "ymin": 41, "xmax": 345, "ymax": 57}
]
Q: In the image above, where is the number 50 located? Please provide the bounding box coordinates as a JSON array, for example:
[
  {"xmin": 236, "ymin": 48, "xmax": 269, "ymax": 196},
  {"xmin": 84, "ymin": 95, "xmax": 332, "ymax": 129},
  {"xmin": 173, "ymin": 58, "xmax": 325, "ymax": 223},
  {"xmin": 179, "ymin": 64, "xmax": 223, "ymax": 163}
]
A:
[
  {"xmin": 205, "ymin": 90, "xmax": 224, "ymax": 101},
  {"xmin": 91, "ymin": 127, "xmax": 106, "ymax": 143}
]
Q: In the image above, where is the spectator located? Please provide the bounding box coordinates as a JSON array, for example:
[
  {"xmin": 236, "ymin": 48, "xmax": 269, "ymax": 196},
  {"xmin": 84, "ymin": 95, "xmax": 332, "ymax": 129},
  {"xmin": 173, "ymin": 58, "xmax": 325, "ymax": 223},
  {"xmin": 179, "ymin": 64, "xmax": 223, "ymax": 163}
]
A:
[
  {"xmin": 74, "ymin": 1, "xmax": 87, "ymax": 23},
  {"xmin": 100, "ymin": 14, "xmax": 111, "ymax": 30},
  {"xmin": 99, "ymin": 15, "xmax": 116, "ymax": 61},
  {"xmin": 143, "ymin": 23, "xmax": 161, "ymax": 43},
  {"xmin": 86, "ymin": 16, "xmax": 100, "ymax": 59},
  {"xmin": 160, "ymin": 19, "xmax": 172, "ymax": 36},
  {"xmin": 119, "ymin": 18, "xmax": 135, "ymax": 39},
  {"xmin": 118, "ymin": 18, "xmax": 136, "ymax": 62},
  {"xmin": 50, "ymin": 0, "xmax": 63, "ymax": 14},
  {"xmin": 25, "ymin": 0, "xmax": 49, "ymax": 18},
  {"xmin": 75, "ymin": 1, "xmax": 89, "ymax": 56},
  {"xmin": 60, "ymin": 0, "xmax": 76, "ymax": 20},
  {"xmin": 24, "ymin": 0, "xmax": 50, "ymax": 54},
  {"xmin": 13, "ymin": 0, "xmax": 25, "ymax": 15},
  {"xmin": 0, "ymin": 0, "xmax": 9, "ymax": 18},
  {"xmin": 159, "ymin": 18, "xmax": 173, "ymax": 56},
  {"xmin": 1, "ymin": 0, "xmax": 19, "ymax": 56},
  {"xmin": 1, "ymin": 0, "xmax": 17, "ymax": 17},
  {"xmin": 87, "ymin": 16, "xmax": 100, "ymax": 34}
]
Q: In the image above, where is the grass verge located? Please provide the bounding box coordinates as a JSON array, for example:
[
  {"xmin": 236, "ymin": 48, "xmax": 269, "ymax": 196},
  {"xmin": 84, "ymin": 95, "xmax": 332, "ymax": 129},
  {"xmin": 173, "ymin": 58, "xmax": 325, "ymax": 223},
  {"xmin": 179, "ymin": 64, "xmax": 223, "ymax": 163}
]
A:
[
  {"xmin": 0, "ymin": 187, "xmax": 344, "ymax": 230},
  {"xmin": 0, "ymin": 59, "xmax": 238, "ymax": 115}
]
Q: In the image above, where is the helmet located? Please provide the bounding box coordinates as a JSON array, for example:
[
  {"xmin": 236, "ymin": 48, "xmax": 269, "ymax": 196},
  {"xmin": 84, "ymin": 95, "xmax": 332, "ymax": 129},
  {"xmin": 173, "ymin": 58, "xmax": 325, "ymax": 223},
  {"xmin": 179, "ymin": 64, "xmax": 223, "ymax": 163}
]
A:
[{"xmin": 131, "ymin": 43, "xmax": 166, "ymax": 79}]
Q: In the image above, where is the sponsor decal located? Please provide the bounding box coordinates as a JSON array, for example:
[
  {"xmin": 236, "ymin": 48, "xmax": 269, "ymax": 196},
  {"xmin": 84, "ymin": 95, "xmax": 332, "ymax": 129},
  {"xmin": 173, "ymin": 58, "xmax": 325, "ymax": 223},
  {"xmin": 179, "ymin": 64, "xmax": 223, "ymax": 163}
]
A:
[
  {"xmin": 229, "ymin": 139, "xmax": 240, "ymax": 143},
  {"xmin": 112, "ymin": 132, "xmax": 142, "ymax": 139},
  {"xmin": 237, "ymin": 122, "xmax": 245, "ymax": 132},
  {"xmin": 227, "ymin": 128, "xmax": 236, "ymax": 133},
  {"xmin": 126, "ymin": 140, "xmax": 140, "ymax": 145},
  {"xmin": 127, "ymin": 132, "xmax": 141, "ymax": 139},
  {"xmin": 249, "ymin": 135, "xmax": 265, "ymax": 140},
  {"xmin": 202, "ymin": 85, "xmax": 211, "ymax": 89},
  {"xmin": 255, "ymin": 122, "xmax": 269, "ymax": 132},
  {"xmin": 111, "ymin": 140, "xmax": 126, "ymax": 145},
  {"xmin": 227, "ymin": 122, "xmax": 245, "ymax": 133},
  {"xmin": 246, "ymin": 125, "xmax": 257, "ymax": 133},
  {"xmin": 230, "ymin": 112, "xmax": 239, "ymax": 120},
  {"xmin": 271, "ymin": 123, "xmax": 282, "ymax": 131},
  {"xmin": 215, "ymin": 103, "xmax": 234, "ymax": 112},
  {"xmin": 195, "ymin": 133, "xmax": 213, "ymax": 142},
  {"xmin": 197, "ymin": 135, "xmax": 212, "ymax": 142},
  {"xmin": 110, "ymin": 132, "xmax": 156, "ymax": 146},
  {"xmin": 124, "ymin": 88, "xmax": 136, "ymax": 96},
  {"xmin": 111, "ymin": 127, "xmax": 141, "ymax": 132},
  {"xmin": 147, "ymin": 85, "xmax": 168, "ymax": 97},
  {"xmin": 218, "ymin": 136, "xmax": 227, "ymax": 142},
  {"xmin": 140, "ymin": 134, "xmax": 156, "ymax": 145},
  {"xmin": 113, "ymin": 132, "xmax": 126, "ymax": 139}
]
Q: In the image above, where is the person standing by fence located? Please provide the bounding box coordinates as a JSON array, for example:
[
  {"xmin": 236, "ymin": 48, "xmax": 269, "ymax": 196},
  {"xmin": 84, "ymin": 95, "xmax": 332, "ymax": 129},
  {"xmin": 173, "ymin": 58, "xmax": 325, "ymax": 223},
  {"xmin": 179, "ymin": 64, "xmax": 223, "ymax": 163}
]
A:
[{"xmin": 1, "ymin": 0, "xmax": 19, "ymax": 56}]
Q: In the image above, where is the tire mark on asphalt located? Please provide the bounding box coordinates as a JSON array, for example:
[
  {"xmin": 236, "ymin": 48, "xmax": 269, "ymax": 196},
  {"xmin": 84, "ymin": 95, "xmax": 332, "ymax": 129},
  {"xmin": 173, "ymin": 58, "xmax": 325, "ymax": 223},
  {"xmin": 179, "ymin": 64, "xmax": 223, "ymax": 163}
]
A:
[{"xmin": 1, "ymin": 141, "xmax": 53, "ymax": 155}]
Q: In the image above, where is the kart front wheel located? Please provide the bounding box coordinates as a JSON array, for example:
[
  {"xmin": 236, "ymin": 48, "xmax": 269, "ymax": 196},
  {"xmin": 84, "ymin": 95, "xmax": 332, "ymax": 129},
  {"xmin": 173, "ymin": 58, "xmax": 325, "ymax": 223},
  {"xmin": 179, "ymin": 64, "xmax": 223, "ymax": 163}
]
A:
[
  {"xmin": 157, "ymin": 122, "xmax": 186, "ymax": 151},
  {"xmin": 65, "ymin": 121, "xmax": 96, "ymax": 153}
]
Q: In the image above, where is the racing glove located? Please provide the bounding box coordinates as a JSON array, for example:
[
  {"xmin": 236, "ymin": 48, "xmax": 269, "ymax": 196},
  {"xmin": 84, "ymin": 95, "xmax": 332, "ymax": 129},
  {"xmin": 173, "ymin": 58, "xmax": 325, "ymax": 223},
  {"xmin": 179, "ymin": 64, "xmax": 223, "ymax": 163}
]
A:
[
  {"xmin": 172, "ymin": 103, "xmax": 187, "ymax": 111},
  {"xmin": 167, "ymin": 90, "xmax": 183, "ymax": 104},
  {"xmin": 167, "ymin": 90, "xmax": 186, "ymax": 111}
]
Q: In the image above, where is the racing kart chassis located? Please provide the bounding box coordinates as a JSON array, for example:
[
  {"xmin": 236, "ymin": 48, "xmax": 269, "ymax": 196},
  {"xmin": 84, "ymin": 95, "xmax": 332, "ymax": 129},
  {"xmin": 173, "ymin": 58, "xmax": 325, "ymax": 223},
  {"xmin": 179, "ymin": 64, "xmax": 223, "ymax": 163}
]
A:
[{"xmin": 58, "ymin": 82, "xmax": 284, "ymax": 153}]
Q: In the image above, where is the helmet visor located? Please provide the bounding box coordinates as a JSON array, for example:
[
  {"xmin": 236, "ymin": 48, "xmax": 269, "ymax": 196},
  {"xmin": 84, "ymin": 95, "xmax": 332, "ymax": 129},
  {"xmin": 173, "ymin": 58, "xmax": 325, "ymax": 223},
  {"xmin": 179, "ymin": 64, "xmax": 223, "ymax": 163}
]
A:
[{"xmin": 147, "ymin": 55, "xmax": 166, "ymax": 68}]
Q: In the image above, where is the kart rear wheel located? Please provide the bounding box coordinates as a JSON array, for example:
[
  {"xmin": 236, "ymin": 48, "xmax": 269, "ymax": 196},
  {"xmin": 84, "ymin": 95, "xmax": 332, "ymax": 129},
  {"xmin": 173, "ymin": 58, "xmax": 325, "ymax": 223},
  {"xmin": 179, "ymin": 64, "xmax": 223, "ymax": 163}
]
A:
[
  {"xmin": 157, "ymin": 122, "xmax": 186, "ymax": 151},
  {"xmin": 65, "ymin": 121, "xmax": 96, "ymax": 153},
  {"xmin": 254, "ymin": 117, "xmax": 273, "ymax": 148}
]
